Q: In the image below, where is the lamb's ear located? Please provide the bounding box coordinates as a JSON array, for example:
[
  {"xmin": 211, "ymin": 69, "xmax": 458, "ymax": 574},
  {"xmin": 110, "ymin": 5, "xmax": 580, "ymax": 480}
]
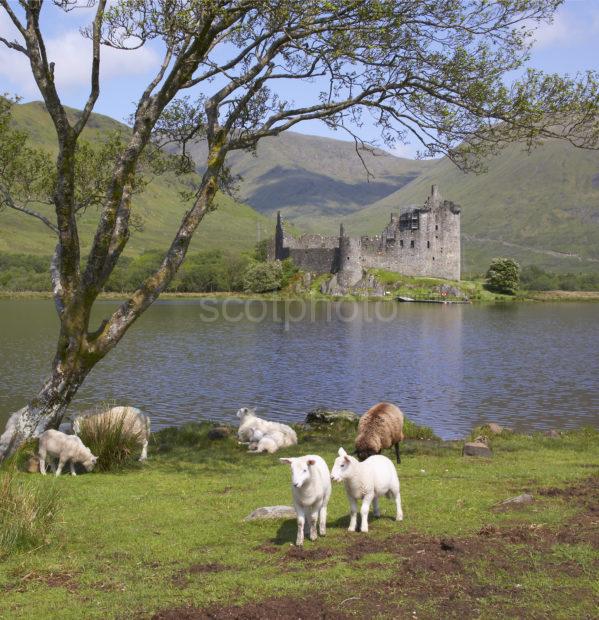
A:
[
  {"xmin": 279, "ymin": 458, "xmax": 293, "ymax": 464},
  {"xmin": 248, "ymin": 407, "xmax": 257, "ymax": 415},
  {"xmin": 307, "ymin": 458, "xmax": 316, "ymax": 466},
  {"xmin": 344, "ymin": 455, "xmax": 351, "ymax": 464},
  {"xmin": 338, "ymin": 447, "xmax": 347, "ymax": 457}
]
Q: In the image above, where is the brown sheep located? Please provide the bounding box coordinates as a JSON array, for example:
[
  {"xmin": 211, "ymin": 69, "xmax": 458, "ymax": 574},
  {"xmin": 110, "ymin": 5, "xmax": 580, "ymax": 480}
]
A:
[{"xmin": 355, "ymin": 402, "xmax": 404, "ymax": 464}]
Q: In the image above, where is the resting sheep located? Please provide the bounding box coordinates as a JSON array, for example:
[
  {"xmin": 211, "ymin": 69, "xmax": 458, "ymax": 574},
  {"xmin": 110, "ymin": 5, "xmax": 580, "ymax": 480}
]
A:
[
  {"xmin": 280, "ymin": 455, "xmax": 331, "ymax": 546},
  {"xmin": 38, "ymin": 429, "xmax": 97, "ymax": 476},
  {"xmin": 331, "ymin": 447, "xmax": 403, "ymax": 532},
  {"xmin": 355, "ymin": 402, "xmax": 404, "ymax": 463},
  {"xmin": 72, "ymin": 406, "xmax": 151, "ymax": 461},
  {"xmin": 236, "ymin": 407, "xmax": 297, "ymax": 453}
]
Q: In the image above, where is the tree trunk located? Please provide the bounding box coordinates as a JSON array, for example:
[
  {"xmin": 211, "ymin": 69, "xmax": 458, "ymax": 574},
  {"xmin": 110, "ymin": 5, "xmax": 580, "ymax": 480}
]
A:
[{"xmin": 0, "ymin": 354, "xmax": 92, "ymax": 460}]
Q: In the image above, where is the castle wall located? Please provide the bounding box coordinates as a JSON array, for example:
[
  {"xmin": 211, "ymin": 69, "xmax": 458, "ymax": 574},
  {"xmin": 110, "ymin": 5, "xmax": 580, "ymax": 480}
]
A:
[
  {"xmin": 287, "ymin": 247, "xmax": 339, "ymax": 274},
  {"xmin": 361, "ymin": 204, "xmax": 460, "ymax": 280}
]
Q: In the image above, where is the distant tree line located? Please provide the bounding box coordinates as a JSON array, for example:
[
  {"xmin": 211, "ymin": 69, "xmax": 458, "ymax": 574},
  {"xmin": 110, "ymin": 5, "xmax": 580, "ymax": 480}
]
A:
[{"xmin": 0, "ymin": 241, "xmax": 303, "ymax": 294}]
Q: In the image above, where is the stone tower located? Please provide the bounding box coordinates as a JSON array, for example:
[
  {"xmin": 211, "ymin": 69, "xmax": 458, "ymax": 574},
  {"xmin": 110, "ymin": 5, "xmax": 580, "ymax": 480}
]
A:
[{"xmin": 336, "ymin": 224, "xmax": 363, "ymax": 287}]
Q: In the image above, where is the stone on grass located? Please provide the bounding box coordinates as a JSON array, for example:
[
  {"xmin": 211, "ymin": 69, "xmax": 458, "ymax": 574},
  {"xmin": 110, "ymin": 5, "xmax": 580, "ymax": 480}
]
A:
[
  {"xmin": 486, "ymin": 423, "xmax": 504, "ymax": 435},
  {"xmin": 208, "ymin": 426, "xmax": 231, "ymax": 440},
  {"xmin": 305, "ymin": 407, "xmax": 359, "ymax": 425},
  {"xmin": 499, "ymin": 493, "xmax": 534, "ymax": 506},
  {"xmin": 244, "ymin": 506, "xmax": 296, "ymax": 521},
  {"xmin": 462, "ymin": 441, "xmax": 493, "ymax": 457}
]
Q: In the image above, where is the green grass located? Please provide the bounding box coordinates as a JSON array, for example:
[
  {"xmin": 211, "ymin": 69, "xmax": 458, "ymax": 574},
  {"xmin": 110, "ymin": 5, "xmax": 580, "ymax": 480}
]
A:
[{"xmin": 0, "ymin": 424, "xmax": 597, "ymax": 619}]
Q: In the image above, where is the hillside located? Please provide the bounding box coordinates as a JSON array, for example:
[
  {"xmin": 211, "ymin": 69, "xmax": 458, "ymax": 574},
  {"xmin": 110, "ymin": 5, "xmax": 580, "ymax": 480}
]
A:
[
  {"xmin": 1, "ymin": 102, "xmax": 270, "ymax": 256},
  {"xmin": 186, "ymin": 132, "xmax": 431, "ymax": 231},
  {"xmin": 342, "ymin": 139, "xmax": 599, "ymax": 274}
]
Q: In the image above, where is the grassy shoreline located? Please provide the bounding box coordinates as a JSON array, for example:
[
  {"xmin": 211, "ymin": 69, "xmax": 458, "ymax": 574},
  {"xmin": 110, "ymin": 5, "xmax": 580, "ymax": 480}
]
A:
[
  {"xmin": 1, "ymin": 288, "xmax": 599, "ymax": 303},
  {"xmin": 1, "ymin": 422, "xmax": 597, "ymax": 619}
]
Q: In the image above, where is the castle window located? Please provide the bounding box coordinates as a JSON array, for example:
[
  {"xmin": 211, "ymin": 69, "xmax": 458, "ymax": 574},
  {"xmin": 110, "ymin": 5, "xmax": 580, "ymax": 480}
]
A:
[
  {"xmin": 433, "ymin": 257, "xmax": 435, "ymax": 261},
  {"xmin": 435, "ymin": 225, "xmax": 438, "ymax": 231},
  {"xmin": 427, "ymin": 241, "xmax": 430, "ymax": 249},
  {"xmin": 400, "ymin": 239, "xmax": 404, "ymax": 248},
  {"xmin": 410, "ymin": 240, "xmax": 415, "ymax": 248}
]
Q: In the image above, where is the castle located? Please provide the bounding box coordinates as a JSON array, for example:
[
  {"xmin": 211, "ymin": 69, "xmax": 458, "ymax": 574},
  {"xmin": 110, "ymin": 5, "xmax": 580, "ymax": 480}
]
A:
[{"xmin": 268, "ymin": 185, "xmax": 461, "ymax": 286}]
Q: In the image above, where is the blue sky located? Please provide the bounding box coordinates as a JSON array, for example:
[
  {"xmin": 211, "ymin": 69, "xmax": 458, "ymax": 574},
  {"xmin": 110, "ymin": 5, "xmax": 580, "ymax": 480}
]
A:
[{"xmin": 1, "ymin": 0, "xmax": 598, "ymax": 158}]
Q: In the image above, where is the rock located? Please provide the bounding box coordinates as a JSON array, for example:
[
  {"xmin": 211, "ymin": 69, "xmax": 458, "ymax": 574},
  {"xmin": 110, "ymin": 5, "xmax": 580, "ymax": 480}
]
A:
[
  {"xmin": 498, "ymin": 493, "xmax": 534, "ymax": 506},
  {"xmin": 305, "ymin": 407, "xmax": 359, "ymax": 425},
  {"xmin": 544, "ymin": 429, "xmax": 561, "ymax": 438},
  {"xmin": 244, "ymin": 505, "xmax": 296, "ymax": 521},
  {"xmin": 25, "ymin": 455, "xmax": 40, "ymax": 473},
  {"xmin": 486, "ymin": 423, "xmax": 504, "ymax": 435},
  {"xmin": 462, "ymin": 441, "xmax": 493, "ymax": 457},
  {"xmin": 208, "ymin": 426, "xmax": 231, "ymax": 440}
]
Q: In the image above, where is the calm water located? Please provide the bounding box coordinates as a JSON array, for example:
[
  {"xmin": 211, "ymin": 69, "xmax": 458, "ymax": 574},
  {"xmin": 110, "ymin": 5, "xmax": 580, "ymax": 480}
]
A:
[{"xmin": 0, "ymin": 299, "xmax": 597, "ymax": 439}]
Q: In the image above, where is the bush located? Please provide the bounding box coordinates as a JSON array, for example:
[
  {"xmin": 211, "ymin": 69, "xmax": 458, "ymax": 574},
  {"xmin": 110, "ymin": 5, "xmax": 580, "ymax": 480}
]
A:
[
  {"xmin": 76, "ymin": 413, "xmax": 143, "ymax": 472},
  {"xmin": 0, "ymin": 463, "xmax": 60, "ymax": 558},
  {"xmin": 403, "ymin": 418, "xmax": 440, "ymax": 440},
  {"xmin": 242, "ymin": 260, "xmax": 282, "ymax": 293},
  {"xmin": 485, "ymin": 257, "xmax": 520, "ymax": 294}
]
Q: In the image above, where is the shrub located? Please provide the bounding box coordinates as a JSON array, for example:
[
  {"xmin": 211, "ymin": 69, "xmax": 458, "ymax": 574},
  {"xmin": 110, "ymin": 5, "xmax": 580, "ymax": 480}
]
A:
[
  {"xmin": 0, "ymin": 463, "xmax": 60, "ymax": 558},
  {"xmin": 242, "ymin": 260, "xmax": 282, "ymax": 293},
  {"xmin": 485, "ymin": 258, "xmax": 520, "ymax": 294},
  {"xmin": 403, "ymin": 418, "xmax": 440, "ymax": 440},
  {"xmin": 76, "ymin": 413, "xmax": 142, "ymax": 472}
]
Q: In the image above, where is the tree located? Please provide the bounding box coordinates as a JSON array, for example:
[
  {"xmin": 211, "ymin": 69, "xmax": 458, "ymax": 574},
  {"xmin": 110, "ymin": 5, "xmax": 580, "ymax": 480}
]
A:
[
  {"xmin": 486, "ymin": 258, "xmax": 521, "ymax": 294},
  {"xmin": 243, "ymin": 260, "xmax": 282, "ymax": 293},
  {"xmin": 0, "ymin": 0, "xmax": 598, "ymax": 458}
]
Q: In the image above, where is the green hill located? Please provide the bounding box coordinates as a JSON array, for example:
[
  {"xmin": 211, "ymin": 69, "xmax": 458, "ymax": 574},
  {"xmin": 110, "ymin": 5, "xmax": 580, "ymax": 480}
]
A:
[
  {"xmin": 186, "ymin": 132, "xmax": 432, "ymax": 232},
  {"xmin": 338, "ymin": 139, "xmax": 599, "ymax": 274},
  {"xmin": 1, "ymin": 102, "xmax": 271, "ymax": 256}
]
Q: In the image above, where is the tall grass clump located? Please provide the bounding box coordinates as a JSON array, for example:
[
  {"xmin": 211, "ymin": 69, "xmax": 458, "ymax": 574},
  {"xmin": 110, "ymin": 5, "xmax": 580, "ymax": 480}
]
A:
[
  {"xmin": 0, "ymin": 464, "xmax": 60, "ymax": 558},
  {"xmin": 77, "ymin": 413, "xmax": 142, "ymax": 472}
]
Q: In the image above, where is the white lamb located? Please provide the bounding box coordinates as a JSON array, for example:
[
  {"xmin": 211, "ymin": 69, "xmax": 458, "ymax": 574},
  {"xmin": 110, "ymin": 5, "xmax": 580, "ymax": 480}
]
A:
[
  {"xmin": 331, "ymin": 447, "xmax": 403, "ymax": 532},
  {"xmin": 279, "ymin": 455, "xmax": 332, "ymax": 546},
  {"xmin": 236, "ymin": 407, "xmax": 297, "ymax": 453},
  {"xmin": 38, "ymin": 429, "xmax": 98, "ymax": 476}
]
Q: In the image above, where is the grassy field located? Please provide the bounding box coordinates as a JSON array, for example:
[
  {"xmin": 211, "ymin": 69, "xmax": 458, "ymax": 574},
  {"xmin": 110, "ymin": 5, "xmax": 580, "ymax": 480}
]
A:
[{"xmin": 0, "ymin": 423, "xmax": 597, "ymax": 619}]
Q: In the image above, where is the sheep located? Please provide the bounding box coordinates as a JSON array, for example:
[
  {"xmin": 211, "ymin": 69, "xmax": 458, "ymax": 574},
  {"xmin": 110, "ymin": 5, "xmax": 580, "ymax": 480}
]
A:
[
  {"xmin": 279, "ymin": 455, "xmax": 332, "ymax": 546},
  {"xmin": 236, "ymin": 407, "xmax": 297, "ymax": 453},
  {"xmin": 331, "ymin": 447, "xmax": 403, "ymax": 533},
  {"xmin": 38, "ymin": 429, "xmax": 98, "ymax": 476},
  {"xmin": 72, "ymin": 406, "xmax": 151, "ymax": 461},
  {"xmin": 355, "ymin": 402, "xmax": 404, "ymax": 464}
]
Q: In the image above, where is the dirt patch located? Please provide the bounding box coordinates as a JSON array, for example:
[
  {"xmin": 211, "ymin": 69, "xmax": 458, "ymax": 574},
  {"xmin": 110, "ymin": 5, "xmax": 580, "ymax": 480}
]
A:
[
  {"xmin": 254, "ymin": 543, "xmax": 279, "ymax": 554},
  {"xmin": 152, "ymin": 597, "xmax": 347, "ymax": 619},
  {"xmin": 283, "ymin": 546, "xmax": 334, "ymax": 562},
  {"xmin": 172, "ymin": 563, "xmax": 228, "ymax": 589},
  {"xmin": 3, "ymin": 570, "xmax": 79, "ymax": 593}
]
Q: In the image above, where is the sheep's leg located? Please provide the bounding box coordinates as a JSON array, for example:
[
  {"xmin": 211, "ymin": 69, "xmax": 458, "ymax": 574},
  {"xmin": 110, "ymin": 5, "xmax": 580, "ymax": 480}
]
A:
[
  {"xmin": 48, "ymin": 458, "xmax": 57, "ymax": 474},
  {"xmin": 295, "ymin": 508, "xmax": 305, "ymax": 546},
  {"xmin": 55, "ymin": 458, "xmax": 66, "ymax": 477},
  {"xmin": 309, "ymin": 510, "xmax": 318, "ymax": 541},
  {"xmin": 395, "ymin": 442, "xmax": 401, "ymax": 464},
  {"xmin": 139, "ymin": 439, "xmax": 148, "ymax": 461},
  {"xmin": 69, "ymin": 461, "xmax": 77, "ymax": 476},
  {"xmin": 318, "ymin": 505, "xmax": 327, "ymax": 537},
  {"xmin": 395, "ymin": 489, "xmax": 404, "ymax": 522},
  {"xmin": 360, "ymin": 495, "xmax": 373, "ymax": 532},
  {"xmin": 39, "ymin": 448, "xmax": 47, "ymax": 475},
  {"xmin": 348, "ymin": 497, "xmax": 358, "ymax": 532},
  {"xmin": 373, "ymin": 496, "xmax": 381, "ymax": 518}
]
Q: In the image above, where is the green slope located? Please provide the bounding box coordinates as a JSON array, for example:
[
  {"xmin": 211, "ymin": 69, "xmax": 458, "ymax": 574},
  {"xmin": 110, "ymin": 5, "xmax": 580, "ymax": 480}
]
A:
[
  {"xmin": 342, "ymin": 139, "xmax": 599, "ymax": 273},
  {"xmin": 1, "ymin": 102, "xmax": 271, "ymax": 256},
  {"xmin": 187, "ymin": 132, "xmax": 432, "ymax": 232}
]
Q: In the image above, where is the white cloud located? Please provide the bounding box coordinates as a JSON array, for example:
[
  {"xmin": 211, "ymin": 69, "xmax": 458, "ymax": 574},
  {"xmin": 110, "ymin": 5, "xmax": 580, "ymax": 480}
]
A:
[
  {"xmin": 532, "ymin": 4, "xmax": 599, "ymax": 50},
  {"xmin": 0, "ymin": 15, "xmax": 159, "ymax": 98}
]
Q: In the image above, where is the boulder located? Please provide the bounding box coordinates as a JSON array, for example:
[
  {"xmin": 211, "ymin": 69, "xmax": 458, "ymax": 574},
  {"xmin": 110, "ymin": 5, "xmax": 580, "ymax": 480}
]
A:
[
  {"xmin": 208, "ymin": 426, "xmax": 232, "ymax": 440},
  {"xmin": 462, "ymin": 441, "xmax": 493, "ymax": 457},
  {"xmin": 244, "ymin": 505, "xmax": 296, "ymax": 521},
  {"xmin": 544, "ymin": 429, "xmax": 561, "ymax": 438},
  {"xmin": 305, "ymin": 407, "xmax": 359, "ymax": 425},
  {"xmin": 486, "ymin": 423, "xmax": 504, "ymax": 435},
  {"xmin": 498, "ymin": 493, "xmax": 534, "ymax": 507}
]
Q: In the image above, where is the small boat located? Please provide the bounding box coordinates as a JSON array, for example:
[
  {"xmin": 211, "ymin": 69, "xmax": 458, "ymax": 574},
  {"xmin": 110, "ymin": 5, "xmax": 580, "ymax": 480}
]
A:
[{"xmin": 396, "ymin": 295, "xmax": 470, "ymax": 304}]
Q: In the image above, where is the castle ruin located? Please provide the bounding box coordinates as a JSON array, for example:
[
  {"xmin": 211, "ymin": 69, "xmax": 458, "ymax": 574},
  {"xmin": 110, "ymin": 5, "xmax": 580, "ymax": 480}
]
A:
[{"xmin": 268, "ymin": 185, "xmax": 461, "ymax": 285}]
